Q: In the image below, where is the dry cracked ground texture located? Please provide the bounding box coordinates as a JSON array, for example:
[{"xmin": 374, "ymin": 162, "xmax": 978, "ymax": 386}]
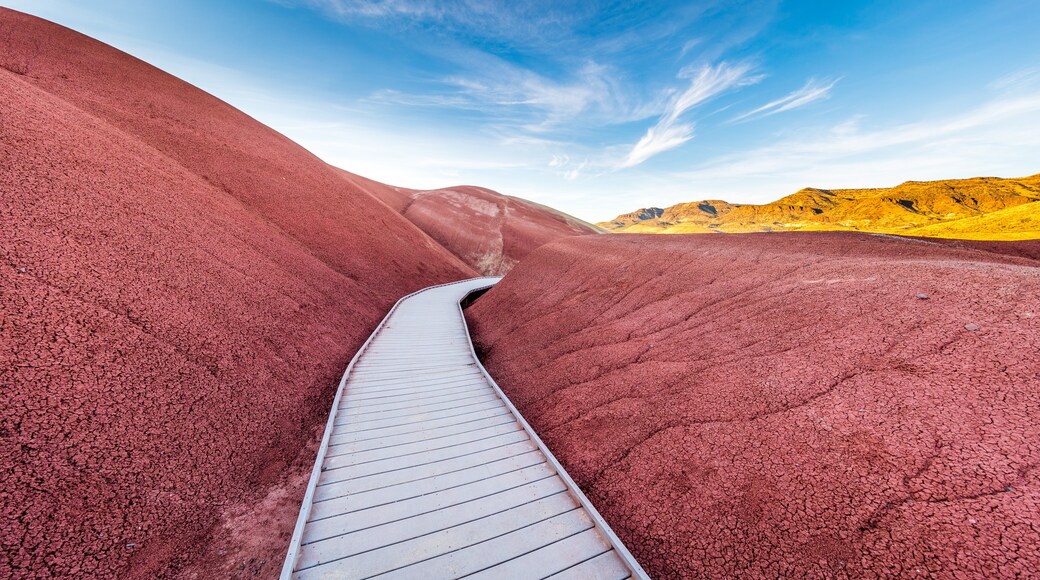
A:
[
  {"xmin": 466, "ymin": 232, "xmax": 1040, "ymax": 578},
  {"xmin": 0, "ymin": 9, "xmax": 473, "ymax": 575}
]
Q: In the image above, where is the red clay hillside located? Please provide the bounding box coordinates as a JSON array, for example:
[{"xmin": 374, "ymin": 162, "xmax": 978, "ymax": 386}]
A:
[
  {"xmin": 344, "ymin": 175, "xmax": 605, "ymax": 275},
  {"xmin": 0, "ymin": 8, "xmax": 589, "ymax": 577},
  {"xmin": 5, "ymin": 5, "xmax": 1040, "ymax": 579},
  {"xmin": 466, "ymin": 233, "xmax": 1040, "ymax": 577},
  {"xmin": 398, "ymin": 186, "xmax": 604, "ymax": 276}
]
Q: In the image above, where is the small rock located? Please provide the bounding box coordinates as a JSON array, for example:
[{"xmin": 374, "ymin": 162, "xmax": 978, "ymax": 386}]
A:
[
  {"xmin": 914, "ymin": 293, "xmax": 929, "ymax": 300},
  {"xmin": 126, "ymin": 543, "xmax": 135, "ymax": 548},
  {"xmin": 17, "ymin": 267, "xmax": 26, "ymax": 273},
  {"xmin": 964, "ymin": 323, "xmax": 980, "ymax": 331}
]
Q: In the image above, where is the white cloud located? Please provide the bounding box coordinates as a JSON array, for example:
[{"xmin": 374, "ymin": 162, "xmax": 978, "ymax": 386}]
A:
[
  {"xmin": 278, "ymin": 0, "xmax": 445, "ymax": 20},
  {"xmin": 364, "ymin": 89, "xmax": 476, "ymax": 109},
  {"xmin": 563, "ymin": 159, "xmax": 588, "ymax": 180},
  {"xmin": 673, "ymin": 90, "xmax": 1040, "ymax": 203},
  {"xmin": 446, "ymin": 63, "xmax": 605, "ymax": 128},
  {"xmin": 679, "ymin": 37, "xmax": 702, "ymax": 57},
  {"xmin": 990, "ymin": 66, "xmax": 1040, "ymax": 91},
  {"xmin": 622, "ymin": 123, "xmax": 696, "ymax": 168},
  {"xmin": 277, "ymin": 0, "xmax": 591, "ymax": 45},
  {"xmin": 619, "ymin": 61, "xmax": 759, "ymax": 168},
  {"xmin": 731, "ymin": 77, "xmax": 838, "ymax": 122},
  {"xmin": 364, "ymin": 48, "xmax": 676, "ymax": 159},
  {"xmin": 829, "ymin": 115, "xmax": 863, "ymax": 136},
  {"xmin": 365, "ymin": 56, "xmax": 638, "ymax": 134}
]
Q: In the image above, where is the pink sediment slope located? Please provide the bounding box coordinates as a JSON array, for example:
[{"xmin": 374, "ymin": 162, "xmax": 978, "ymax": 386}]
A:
[
  {"xmin": 401, "ymin": 186, "xmax": 603, "ymax": 275},
  {"xmin": 0, "ymin": 8, "xmax": 475, "ymax": 577},
  {"xmin": 466, "ymin": 232, "xmax": 1040, "ymax": 577}
]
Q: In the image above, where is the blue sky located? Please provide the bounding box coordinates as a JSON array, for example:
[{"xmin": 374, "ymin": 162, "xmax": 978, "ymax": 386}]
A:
[{"xmin": 5, "ymin": 0, "xmax": 1040, "ymax": 221}]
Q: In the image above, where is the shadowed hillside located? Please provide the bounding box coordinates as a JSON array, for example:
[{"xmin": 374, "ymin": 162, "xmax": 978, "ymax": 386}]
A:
[{"xmin": 600, "ymin": 175, "xmax": 1040, "ymax": 240}]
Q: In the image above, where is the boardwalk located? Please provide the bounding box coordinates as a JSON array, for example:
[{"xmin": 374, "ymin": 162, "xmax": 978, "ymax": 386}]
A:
[{"xmin": 282, "ymin": 278, "xmax": 648, "ymax": 579}]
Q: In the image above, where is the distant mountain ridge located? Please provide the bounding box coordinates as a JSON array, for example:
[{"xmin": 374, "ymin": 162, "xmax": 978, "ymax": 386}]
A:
[{"xmin": 599, "ymin": 175, "xmax": 1040, "ymax": 240}]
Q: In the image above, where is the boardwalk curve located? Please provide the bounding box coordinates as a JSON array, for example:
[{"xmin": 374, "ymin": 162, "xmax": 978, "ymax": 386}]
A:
[{"xmin": 281, "ymin": 277, "xmax": 648, "ymax": 579}]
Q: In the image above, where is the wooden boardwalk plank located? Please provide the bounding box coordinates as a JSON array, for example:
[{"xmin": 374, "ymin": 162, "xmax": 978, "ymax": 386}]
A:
[
  {"xmin": 302, "ymin": 496, "xmax": 582, "ymax": 578},
  {"xmin": 320, "ymin": 427, "xmax": 531, "ymax": 483},
  {"xmin": 282, "ymin": 277, "xmax": 648, "ymax": 579},
  {"xmin": 313, "ymin": 440, "xmax": 545, "ymax": 507},
  {"xmin": 466, "ymin": 528, "xmax": 613, "ymax": 579},
  {"xmin": 326, "ymin": 414, "xmax": 516, "ymax": 455},
  {"xmin": 317, "ymin": 441, "xmax": 539, "ymax": 494},
  {"xmin": 303, "ymin": 464, "xmax": 559, "ymax": 545},
  {"xmin": 548, "ymin": 550, "xmax": 633, "ymax": 580},
  {"xmin": 332, "ymin": 399, "xmax": 505, "ymax": 431},
  {"xmin": 297, "ymin": 478, "xmax": 570, "ymax": 570},
  {"xmin": 378, "ymin": 508, "xmax": 593, "ymax": 579},
  {"xmin": 327, "ymin": 408, "xmax": 514, "ymax": 446}
]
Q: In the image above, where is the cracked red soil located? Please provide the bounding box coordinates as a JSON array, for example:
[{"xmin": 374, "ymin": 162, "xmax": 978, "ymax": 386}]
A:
[
  {"xmin": 466, "ymin": 232, "xmax": 1040, "ymax": 577},
  {"xmin": 0, "ymin": 8, "xmax": 475, "ymax": 578}
]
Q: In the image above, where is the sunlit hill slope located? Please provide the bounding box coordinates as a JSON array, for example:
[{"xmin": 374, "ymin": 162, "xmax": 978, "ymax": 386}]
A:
[{"xmin": 599, "ymin": 175, "xmax": 1040, "ymax": 240}]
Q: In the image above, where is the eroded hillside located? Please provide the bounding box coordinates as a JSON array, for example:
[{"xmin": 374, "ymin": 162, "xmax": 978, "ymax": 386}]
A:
[
  {"xmin": 357, "ymin": 182, "xmax": 605, "ymax": 276},
  {"xmin": 466, "ymin": 233, "xmax": 1040, "ymax": 577},
  {"xmin": 0, "ymin": 8, "xmax": 478, "ymax": 577}
]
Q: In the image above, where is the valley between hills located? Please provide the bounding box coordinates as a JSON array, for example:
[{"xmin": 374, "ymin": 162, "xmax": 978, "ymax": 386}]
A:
[{"xmin": 3, "ymin": 6, "xmax": 1039, "ymax": 579}]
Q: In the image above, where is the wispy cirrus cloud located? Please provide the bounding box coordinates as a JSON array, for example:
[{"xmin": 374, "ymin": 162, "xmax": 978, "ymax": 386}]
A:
[
  {"xmin": 367, "ymin": 54, "xmax": 661, "ymax": 136},
  {"xmin": 620, "ymin": 124, "xmax": 697, "ymax": 169},
  {"xmin": 277, "ymin": 0, "xmax": 777, "ymax": 174},
  {"xmin": 730, "ymin": 77, "xmax": 838, "ymax": 123},
  {"xmin": 442, "ymin": 62, "xmax": 613, "ymax": 129},
  {"xmin": 297, "ymin": 0, "xmax": 444, "ymax": 18},
  {"xmin": 677, "ymin": 90, "xmax": 1040, "ymax": 197},
  {"xmin": 620, "ymin": 61, "xmax": 760, "ymax": 168},
  {"xmin": 990, "ymin": 66, "xmax": 1040, "ymax": 91},
  {"xmin": 277, "ymin": 0, "xmax": 593, "ymax": 44}
]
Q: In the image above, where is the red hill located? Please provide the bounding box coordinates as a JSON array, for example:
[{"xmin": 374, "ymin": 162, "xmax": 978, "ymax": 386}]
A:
[
  {"xmin": 337, "ymin": 170, "xmax": 603, "ymax": 277},
  {"xmin": 346, "ymin": 177, "xmax": 606, "ymax": 275},
  {"xmin": 399, "ymin": 186, "xmax": 604, "ymax": 275},
  {"xmin": 1, "ymin": 8, "xmax": 476, "ymax": 577},
  {"xmin": 466, "ymin": 232, "xmax": 1040, "ymax": 577}
]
